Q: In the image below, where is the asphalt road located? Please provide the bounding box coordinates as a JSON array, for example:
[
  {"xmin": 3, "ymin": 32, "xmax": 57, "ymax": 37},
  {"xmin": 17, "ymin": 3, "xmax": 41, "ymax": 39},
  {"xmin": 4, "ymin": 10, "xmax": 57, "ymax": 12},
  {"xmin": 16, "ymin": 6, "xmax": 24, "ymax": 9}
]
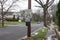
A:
[{"xmin": 0, "ymin": 22, "xmax": 44, "ymax": 40}]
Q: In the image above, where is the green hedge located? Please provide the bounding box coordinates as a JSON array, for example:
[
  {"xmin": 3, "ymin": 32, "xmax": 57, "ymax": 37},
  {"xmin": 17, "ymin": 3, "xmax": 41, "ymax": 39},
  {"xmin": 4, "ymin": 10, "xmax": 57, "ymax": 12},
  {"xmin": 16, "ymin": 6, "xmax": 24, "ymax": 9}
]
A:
[
  {"xmin": 56, "ymin": 1, "xmax": 60, "ymax": 31},
  {"xmin": 6, "ymin": 16, "xmax": 19, "ymax": 21}
]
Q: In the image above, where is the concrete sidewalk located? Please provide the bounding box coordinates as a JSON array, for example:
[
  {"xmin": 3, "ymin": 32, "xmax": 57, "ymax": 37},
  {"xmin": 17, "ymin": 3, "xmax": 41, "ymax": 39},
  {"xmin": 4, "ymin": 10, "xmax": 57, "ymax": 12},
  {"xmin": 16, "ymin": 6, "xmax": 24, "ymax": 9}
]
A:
[{"xmin": 45, "ymin": 23, "xmax": 58, "ymax": 40}]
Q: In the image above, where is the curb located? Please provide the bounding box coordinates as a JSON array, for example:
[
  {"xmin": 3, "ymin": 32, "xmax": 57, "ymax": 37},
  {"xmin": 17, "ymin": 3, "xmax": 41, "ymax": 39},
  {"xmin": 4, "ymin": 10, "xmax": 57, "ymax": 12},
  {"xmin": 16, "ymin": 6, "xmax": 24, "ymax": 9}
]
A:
[{"xmin": 18, "ymin": 27, "xmax": 43, "ymax": 40}]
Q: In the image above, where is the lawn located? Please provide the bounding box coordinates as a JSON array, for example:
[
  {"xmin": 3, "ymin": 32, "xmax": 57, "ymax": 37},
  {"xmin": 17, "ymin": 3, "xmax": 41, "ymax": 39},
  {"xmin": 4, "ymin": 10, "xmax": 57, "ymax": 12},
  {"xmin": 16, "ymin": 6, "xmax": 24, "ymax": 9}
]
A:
[
  {"xmin": 0, "ymin": 21, "xmax": 2, "ymax": 27},
  {"xmin": 0, "ymin": 21, "xmax": 37, "ymax": 27},
  {"xmin": 4, "ymin": 21, "xmax": 25, "ymax": 24},
  {"xmin": 32, "ymin": 28, "xmax": 48, "ymax": 40},
  {"xmin": 0, "ymin": 24, "xmax": 2, "ymax": 28},
  {"xmin": 0, "ymin": 21, "xmax": 20, "ymax": 24},
  {"xmin": 0, "ymin": 21, "xmax": 37, "ymax": 25}
]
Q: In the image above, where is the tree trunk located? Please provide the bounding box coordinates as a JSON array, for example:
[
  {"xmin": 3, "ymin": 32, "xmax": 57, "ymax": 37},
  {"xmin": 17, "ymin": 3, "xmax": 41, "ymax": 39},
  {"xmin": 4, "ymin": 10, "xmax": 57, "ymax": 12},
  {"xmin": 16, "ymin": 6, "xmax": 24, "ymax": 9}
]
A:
[
  {"xmin": 43, "ymin": 8, "xmax": 48, "ymax": 27},
  {"xmin": 1, "ymin": 3, "xmax": 4, "ymax": 27},
  {"xmin": 43, "ymin": 8, "xmax": 50, "ymax": 27}
]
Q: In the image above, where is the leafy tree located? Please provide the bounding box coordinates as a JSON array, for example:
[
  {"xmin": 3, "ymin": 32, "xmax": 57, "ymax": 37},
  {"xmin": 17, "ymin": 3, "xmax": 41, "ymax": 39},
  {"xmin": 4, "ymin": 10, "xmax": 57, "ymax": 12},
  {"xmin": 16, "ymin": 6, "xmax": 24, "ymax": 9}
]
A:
[{"xmin": 56, "ymin": 1, "xmax": 60, "ymax": 31}]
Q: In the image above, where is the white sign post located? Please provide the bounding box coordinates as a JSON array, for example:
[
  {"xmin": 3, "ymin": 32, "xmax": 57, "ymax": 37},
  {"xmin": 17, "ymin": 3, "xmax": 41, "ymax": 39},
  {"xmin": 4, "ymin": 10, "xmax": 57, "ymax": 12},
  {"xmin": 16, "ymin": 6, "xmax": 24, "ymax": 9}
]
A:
[{"xmin": 25, "ymin": 9, "xmax": 32, "ymax": 37}]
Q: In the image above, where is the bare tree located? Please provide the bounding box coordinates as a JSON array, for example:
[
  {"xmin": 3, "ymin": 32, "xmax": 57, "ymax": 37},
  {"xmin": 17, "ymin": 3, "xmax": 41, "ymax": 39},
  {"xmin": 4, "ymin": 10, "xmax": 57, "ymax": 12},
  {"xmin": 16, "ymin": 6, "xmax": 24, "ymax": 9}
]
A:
[
  {"xmin": 35, "ymin": 0, "xmax": 55, "ymax": 27},
  {"xmin": 49, "ymin": 5, "xmax": 57, "ymax": 22},
  {"xmin": 0, "ymin": 0, "xmax": 19, "ymax": 27}
]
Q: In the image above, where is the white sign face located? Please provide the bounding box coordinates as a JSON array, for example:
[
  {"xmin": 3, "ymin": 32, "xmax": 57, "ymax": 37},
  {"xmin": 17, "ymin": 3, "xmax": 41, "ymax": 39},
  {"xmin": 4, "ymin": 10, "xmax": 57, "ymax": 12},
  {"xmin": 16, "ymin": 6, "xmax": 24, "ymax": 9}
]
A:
[
  {"xmin": 25, "ymin": 16, "xmax": 31, "ymax": 22},
  {"xmin": 25, "ymin": 9, "xmax": 32, "ymax": 19},
  {"xmin": 24, "ymin": 9, "xmax": 32, "ymax": 22}
]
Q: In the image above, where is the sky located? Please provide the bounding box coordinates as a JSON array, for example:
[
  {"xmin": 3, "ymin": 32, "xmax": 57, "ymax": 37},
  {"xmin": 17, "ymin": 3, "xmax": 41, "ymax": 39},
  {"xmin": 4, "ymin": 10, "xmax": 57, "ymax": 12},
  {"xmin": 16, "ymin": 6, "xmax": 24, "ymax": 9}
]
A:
[{"xmin": 3, "ymin": 0, "xmax": 59, "ymax": 12}]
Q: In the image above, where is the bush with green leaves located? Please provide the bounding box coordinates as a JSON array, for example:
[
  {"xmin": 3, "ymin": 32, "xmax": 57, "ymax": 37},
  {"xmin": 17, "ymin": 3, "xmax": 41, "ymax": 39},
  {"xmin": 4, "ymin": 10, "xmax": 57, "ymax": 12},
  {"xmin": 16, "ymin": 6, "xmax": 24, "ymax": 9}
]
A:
[
  {"xmin": 6, "ymin": 15, "xmax": 19, "ymax": 21},
  {"xmin": 56, "ymin": 1, "xmax": 60, "ymax": 31},
  {"xmin": 6, "ymin": 18, "xmax": 18, "ymax": 21}
]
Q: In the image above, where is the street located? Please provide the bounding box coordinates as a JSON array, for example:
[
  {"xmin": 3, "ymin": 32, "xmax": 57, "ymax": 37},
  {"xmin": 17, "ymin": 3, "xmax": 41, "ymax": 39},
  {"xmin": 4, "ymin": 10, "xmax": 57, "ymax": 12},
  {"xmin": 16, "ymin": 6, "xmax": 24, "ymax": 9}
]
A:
[{"xmin": 0, "ymin": 22, "xmax": 44, "ymax": 40}]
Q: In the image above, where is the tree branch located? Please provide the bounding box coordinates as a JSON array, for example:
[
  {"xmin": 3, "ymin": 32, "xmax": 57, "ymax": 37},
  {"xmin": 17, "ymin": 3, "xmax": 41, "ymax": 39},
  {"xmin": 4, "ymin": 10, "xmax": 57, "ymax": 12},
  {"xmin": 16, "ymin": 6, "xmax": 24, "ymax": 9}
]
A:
[
  {"xmin": 35, "ymin": 0, "xmax": 44, "ymax": 7},
  {"xmin": 35, "ymin": 6, "xmax": 42, "ymax": 8},
  {"xmin": 0, "ymin": 0, "xmax": 8, "ymax": 5},
  {"xmin": 46, "ymin": 0, "xmax": 49, "ymax": 6},
  {"xmin": 5, "ymin": 0, "xmax": 19, "ymax": 14},
  {"xmin": 48, "ymin": 0, "xmax": 55, "ymax": 7},
  {"xmin": 39, "ymin": 0, "xmax": 44, "ymax": 6},
  {"xmin": 3, "ymin": 0, "xmax": 8, "ymax": 5}
]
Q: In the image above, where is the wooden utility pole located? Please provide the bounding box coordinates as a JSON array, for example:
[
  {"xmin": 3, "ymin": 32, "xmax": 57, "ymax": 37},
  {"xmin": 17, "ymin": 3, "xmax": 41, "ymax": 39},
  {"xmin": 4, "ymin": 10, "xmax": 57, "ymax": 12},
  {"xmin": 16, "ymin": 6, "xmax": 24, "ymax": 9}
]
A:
[
  {"xmin": 28, "ymin": 0, "xmax": 31, "ymax": 9},
  {"xmin": 27, "ymin": 0, "xmax": 31, "ymax": 37}
]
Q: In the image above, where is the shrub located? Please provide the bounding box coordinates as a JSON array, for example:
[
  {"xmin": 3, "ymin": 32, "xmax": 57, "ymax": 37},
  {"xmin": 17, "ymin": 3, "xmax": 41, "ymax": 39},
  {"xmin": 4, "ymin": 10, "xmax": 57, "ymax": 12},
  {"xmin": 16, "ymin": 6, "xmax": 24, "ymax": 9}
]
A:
[
  {"xmin": 56, "ymin": 1, "xmax": 60, "ymax": 31},
  {"xmin": 6, "ymin": 16, "xmax": 19, "ymax": 21}
]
